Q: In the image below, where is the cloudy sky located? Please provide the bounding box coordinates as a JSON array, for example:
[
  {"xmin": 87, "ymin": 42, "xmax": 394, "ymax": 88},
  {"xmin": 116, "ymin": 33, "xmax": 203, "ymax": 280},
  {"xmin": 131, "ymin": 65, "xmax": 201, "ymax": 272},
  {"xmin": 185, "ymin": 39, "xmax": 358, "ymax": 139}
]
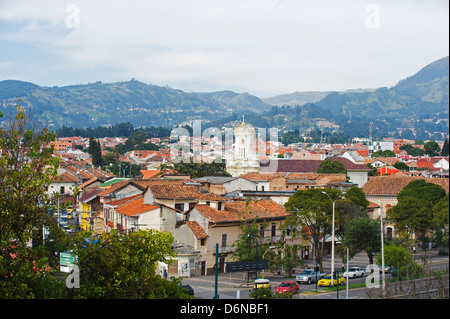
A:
[{"xmin": 0, "ymin": 0, "xmax": 448, "ymax": 97}]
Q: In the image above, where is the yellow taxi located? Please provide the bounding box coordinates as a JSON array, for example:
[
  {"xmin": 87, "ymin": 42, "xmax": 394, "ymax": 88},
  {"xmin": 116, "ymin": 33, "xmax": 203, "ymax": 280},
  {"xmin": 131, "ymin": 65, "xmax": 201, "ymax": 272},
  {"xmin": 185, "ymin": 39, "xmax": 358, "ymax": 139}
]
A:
[
  {"xmin": 318, "ymin": 274, "xmax": 345, "ymax": 287},
  {"xmin": 66, "ymin": 205, "xmax": 74, "ymax": 219},
  {"xmin": 251, "ymin": 278, "xmax": 271, "ymax": 291}
]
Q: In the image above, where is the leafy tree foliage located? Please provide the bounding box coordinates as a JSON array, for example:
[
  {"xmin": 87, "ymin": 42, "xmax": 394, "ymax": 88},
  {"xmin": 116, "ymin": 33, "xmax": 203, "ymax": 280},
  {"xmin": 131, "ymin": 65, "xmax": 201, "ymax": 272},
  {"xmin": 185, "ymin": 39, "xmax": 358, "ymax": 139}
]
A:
[
  {"xmin": 0, "ymin": 101, "xmax": 66, "ymax": 298},
  {"xmin": 56, "ymin": 122, "xmax": 171, "ymax": 139},
  {"xmin": 65, "ymin": 230, "xmax": 190, "ymax": 299},
  {"xmin": 441, "ymin": 139, "xmax": 449, "ymax": 156},
  {"xmin": 400, "ymin": 144, "xmax": 425, "ymax": 156},
  {"xmin": 376, "ymin": 245, "xmax": 423, "ymax": 281},
  {"xmin": 316, "ymin": 158, "xmax": 347, "ymax": 174},
  {"xmin": 172, "ymin": 161, "xmax": 231, "ymax": 179},
  {"xmin": 123, "ymin": 130, "xmax": 159, "ymax": 152},
  {"xmin": 424, "ymin": 140, "xmax": 441, "ymax": 156},
  {"xmin": 371, "ymin": 150, "xmax": 396, "ymax": 158},
  {"xmin": 87, "ymin": 137, "xmax": 102, "ymax": 167},
  {"xmin": 393, "ymin": 162, "xmax": 410, "ymax": 171},
  {"xmin": 388, "ymin": 180, "xmax": 446, "ymax": 243},
  {"xmin": 397, "ymin": 179, "xmax": 446, "ymax": 208},
  {"xmin": 342, "ymin": 217, "xmax": 381, "ymax": 265}
]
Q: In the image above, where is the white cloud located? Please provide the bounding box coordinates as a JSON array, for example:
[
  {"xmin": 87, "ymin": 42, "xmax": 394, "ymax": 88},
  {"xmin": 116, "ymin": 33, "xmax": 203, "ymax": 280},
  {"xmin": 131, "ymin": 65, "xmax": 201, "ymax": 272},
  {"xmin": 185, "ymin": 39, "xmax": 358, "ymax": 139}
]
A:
[{"xmin": 0, "ymin": 0, "xmax": 448, "ymax": 96}]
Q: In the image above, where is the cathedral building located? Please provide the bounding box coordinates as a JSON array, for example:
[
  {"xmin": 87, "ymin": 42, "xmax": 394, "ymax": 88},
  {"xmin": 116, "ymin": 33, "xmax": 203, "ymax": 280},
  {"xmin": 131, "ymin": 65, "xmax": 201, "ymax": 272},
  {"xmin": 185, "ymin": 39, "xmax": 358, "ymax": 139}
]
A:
[{"xmin": 225, "ymin": 117, "xmax": 260, "ymax": 177}]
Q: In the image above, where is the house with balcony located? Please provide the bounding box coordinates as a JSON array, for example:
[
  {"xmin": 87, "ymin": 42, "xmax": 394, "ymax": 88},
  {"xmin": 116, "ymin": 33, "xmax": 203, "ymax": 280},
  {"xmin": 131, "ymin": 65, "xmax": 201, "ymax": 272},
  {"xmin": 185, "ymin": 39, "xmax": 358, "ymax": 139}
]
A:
[
  {"xmin": 78, "ymin": 189, "xmax": 103, "ymax": 232},
  {"xmin": 174, "ymin": 199, "xmax": 292, "ymax": 276}
]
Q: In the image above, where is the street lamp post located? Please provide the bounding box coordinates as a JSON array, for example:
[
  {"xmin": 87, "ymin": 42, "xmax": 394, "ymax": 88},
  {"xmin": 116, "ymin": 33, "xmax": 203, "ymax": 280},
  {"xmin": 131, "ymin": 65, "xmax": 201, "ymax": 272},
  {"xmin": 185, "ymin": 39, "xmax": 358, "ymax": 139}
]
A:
[
  {"xmin": 262, "ymin": 246, "xmax": 275, "ymax": 277},
  {"xmin": 322, "ymin": 191, "xmax": 345, "ymax": 286}
]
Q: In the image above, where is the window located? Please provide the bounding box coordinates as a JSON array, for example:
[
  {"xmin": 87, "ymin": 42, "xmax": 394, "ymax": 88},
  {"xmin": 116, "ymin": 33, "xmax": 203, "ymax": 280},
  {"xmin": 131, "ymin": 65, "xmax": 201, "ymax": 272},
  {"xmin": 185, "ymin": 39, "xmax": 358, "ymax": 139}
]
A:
[
  {"xmin": 271, "ymin": 223, "xmax": 276, "ymax": 237},
  {"xmin": 175, "ymin": 203, "xmax": 184, "ymax": 211},
  {"xmin": 200, "ymin": 238, "xmax": 206, "ymax": 246},
  {"xmin": 60, "ymin": 186, "xmax": 65, "ymax": 194},
  {"xmin": 218, "ymin": 202, "xmax": 222, "ymax": 210},
  {"xmin": 221, "ymin": 234, "xmax": 227, "ymax": 247}
]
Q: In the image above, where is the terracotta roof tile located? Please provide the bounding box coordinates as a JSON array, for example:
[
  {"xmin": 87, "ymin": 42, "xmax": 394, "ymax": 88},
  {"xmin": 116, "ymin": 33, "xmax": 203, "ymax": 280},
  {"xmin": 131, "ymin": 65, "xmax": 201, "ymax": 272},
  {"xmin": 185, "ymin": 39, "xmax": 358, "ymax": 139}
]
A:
[
  {"xmin": 78, "ymin": 177, "xmax": 99, "ymax": 189},
  {"xmin": 52, "ymin": 172, "xmax": 79, "ymax": 183},
  {"xmin": 140, "ymin": 170, "xmax": 161, "ymax": 179},
  {"xmin": 116, "ymin": 196, "xmax": 160, "ymax": 216},
  {"xmin": 133, "ymin": 179, "xmax": 184, "ymax": 188},
  {"xmin": 197, "ymin": 193, "xmax": 227, "ymax": 201},
  {"xmin": 97, "ymin": 180, "xmax": 133, "ymax": 197},
  {"xmin": 106, "ymin": 194, "xmax": 143, "ymax": 207},
  {"xmin": 260, "ymin": 158, "xmax": 370, "ymax": 173},
  {"xmin": 362, "ymin": 176, "xmax": 449, "ymax": 196},
  {"xmin": 185, "ymin": 221, "xmax": 208, "ymax": 239},
  {"xmin": 195, "ymin": 205, "xmax": 239, "ymax": 223},
  {"xmin": 193, "ymin": 199, "xmax": 290, "ymax": 223},
  {"xmin": 149, "ymin": 185, "xmax": 201, "ymax": 199}
]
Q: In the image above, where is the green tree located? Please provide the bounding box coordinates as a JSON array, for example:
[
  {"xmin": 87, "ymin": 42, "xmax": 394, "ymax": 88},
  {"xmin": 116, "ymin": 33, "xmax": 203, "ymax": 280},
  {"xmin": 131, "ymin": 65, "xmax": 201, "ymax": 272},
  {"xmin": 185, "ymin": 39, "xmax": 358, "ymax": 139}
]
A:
[
  {"xmin": 123, "ymin": 130, "xmax": 159, "ymax": 152},
  {"xmin": 432, "ymin": 194, "xmax": 449, "ymax": 250},
  {"xmin": 66, "ymin": 229, "xmax": 190, "ymax": 299},
  {"xmin": 389, "ymin": 179, "xmax": 446, "ymax": 249},
  {"xmin": 376, "ymin": 245, "xmax": 423, "ymax": 280},
  {"xmin": 441, "ymin": 139, "xmax": 449, "ymax": 156},
  {"xmin": 173, "ymin": 161, "xmax": 231, "ymax": 179},
  {"xmin": 341, "ymin": 217, "xmax": 381, "ymax": 265},
  {"xmin": 317, "ymin": 158, "xmax": 347, "ymax": 174},
  {"xmin": 389, "ymin": 197, "xmax": 435, "ymax": 241},
  {"xmin": 400, "ymin": 144, "xmax": 425, "ymax": 156},
  {"xmin": 393, "ymin": 162, "xmax": 410, "ymax": 171},
  {"xmin": 0, "ymin": 101, "xmax": 65, "ymax": 298},
  {"xmin": 87, "ymin": 137, "xmax": 103, "ymax": 167},
  {"xmin": 397, "ymin": 179, "xmax": 446, "ymax": 208},
  {"xmin": 231, "ymin": 218, "xmax": 263, "ymax": 262},
  {"xmin": 424, "ymin": 140, "xmax": 440, "ymax": 157},
  {"xmin": 284, "ymin": 189, "xmax": 340, "ymax": 271}
]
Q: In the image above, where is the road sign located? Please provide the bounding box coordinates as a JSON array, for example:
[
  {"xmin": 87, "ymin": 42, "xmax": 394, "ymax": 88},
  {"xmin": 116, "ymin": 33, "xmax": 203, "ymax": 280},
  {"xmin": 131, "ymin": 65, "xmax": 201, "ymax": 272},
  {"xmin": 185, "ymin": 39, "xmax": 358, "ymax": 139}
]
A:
[
  {"xmin": 60, "ymin": 251, "xmax": 78, "ymax": 273},
  {"xmin": 226, "ymin": 260, "xmax": 268, "ymax": 273}
]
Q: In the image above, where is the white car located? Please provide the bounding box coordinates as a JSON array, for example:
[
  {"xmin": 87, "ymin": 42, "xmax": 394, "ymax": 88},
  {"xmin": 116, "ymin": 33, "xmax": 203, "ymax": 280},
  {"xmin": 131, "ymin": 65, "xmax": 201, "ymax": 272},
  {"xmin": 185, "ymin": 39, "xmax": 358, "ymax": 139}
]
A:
[{"xmin": 343, "ymin": 266, "xmax": 365, "ymax": 278}]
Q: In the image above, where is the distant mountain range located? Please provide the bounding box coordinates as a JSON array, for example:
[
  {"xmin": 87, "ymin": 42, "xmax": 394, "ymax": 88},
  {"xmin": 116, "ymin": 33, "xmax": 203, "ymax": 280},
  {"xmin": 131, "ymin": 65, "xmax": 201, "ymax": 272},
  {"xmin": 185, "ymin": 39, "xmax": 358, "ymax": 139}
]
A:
[{"xmin": 0, "ymin": 56, "xmax": 448, "ymax": 140}]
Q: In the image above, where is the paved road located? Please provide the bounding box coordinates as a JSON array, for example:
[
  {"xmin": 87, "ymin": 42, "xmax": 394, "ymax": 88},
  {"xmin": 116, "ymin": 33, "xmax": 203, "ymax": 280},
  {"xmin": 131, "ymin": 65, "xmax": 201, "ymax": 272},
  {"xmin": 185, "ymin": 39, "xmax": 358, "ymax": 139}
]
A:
[{"xmin": 182, "ymin": 248, "xmax": 449, "ymax": 299}]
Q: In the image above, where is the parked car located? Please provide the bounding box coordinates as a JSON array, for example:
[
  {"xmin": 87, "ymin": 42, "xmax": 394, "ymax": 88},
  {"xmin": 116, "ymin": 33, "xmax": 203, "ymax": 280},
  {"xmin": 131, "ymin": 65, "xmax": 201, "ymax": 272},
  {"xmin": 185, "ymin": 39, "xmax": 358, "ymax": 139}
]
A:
[
  {"xmin": 296, "ymin": 269, "xmax": 326, "ymax": 284},
  {"xmin": 59, "ymin": 215, "xmax": 68, "ymax": 226},
  {"xmin": 377, "ymin": 264, "xmax": 391, "ymax": 273},
  {"xmin": 318, "ymin": 274, "xmax": 345, "ymax": 287},
  {"xmin": 275, "ymin": 281, "xmax": 299, "ymax": 294},
  {"xmin": 343, "ymin": 266, "xmax": 365, "ymax": 278},
  {"xmin": 251, "ymin": 278, "xmax": 271, "ymax": 292},
  {"xmin": 179, "ymin": 284, "xmax": 195, "ymax": 296}
]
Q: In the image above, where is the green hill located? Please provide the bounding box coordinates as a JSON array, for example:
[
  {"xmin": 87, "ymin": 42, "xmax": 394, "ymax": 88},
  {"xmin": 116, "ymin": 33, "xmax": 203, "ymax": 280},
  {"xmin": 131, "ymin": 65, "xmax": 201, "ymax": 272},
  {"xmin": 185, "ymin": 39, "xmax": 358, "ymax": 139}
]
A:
[{"xmin": 0, "ymin": 80, "xmax": 271, "ymax": 129}]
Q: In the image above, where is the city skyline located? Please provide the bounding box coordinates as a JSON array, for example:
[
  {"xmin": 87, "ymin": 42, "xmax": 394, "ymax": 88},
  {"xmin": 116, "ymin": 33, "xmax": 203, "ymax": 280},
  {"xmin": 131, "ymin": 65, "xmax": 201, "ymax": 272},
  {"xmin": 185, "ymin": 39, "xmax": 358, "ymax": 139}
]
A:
[{"xmin": 0, "ymin": 0, "xmax": 448, "ymax": 97}]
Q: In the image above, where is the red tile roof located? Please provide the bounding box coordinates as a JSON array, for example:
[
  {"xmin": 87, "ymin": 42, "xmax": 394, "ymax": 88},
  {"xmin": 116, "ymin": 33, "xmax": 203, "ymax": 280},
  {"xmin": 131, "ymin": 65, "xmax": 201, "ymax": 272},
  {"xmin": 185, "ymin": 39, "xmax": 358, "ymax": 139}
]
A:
[
  {"xmin": 148, "ymin": 185, "xmax": 201, "ymax": 199},
  {"xmin": 185, "ymin": 221, "xmax": 208, "ymax": 239},
  {"xmin": 193, "ymin": 199, "xmax": 290, "ymax": 223},
  {"xmin": 116, "ymin": 196, "xmax": 160, "ymax": 216},
  {"xmin": 362, "ymin": 176, "xmax": 449, "ymax": 196},
  {"xmin": 260, "ymin": 158, "xmax": 370, "ymax": 173}
]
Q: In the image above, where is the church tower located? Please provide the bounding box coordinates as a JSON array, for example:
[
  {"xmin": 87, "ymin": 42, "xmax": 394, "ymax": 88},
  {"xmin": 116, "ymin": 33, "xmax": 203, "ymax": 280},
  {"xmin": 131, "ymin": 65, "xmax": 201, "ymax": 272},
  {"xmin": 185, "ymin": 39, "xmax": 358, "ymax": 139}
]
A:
[{"xmin": 226, "ymin": 116, "xmax": 260, "ymax": 177}]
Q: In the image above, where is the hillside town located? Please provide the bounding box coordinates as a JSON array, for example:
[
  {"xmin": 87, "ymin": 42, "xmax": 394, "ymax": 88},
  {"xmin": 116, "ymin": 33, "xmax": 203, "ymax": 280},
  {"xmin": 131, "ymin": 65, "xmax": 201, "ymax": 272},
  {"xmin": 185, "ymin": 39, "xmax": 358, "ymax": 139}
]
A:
[{"xmin": 49, "ymin": 118, "xmax": 449, "ymax": 278}]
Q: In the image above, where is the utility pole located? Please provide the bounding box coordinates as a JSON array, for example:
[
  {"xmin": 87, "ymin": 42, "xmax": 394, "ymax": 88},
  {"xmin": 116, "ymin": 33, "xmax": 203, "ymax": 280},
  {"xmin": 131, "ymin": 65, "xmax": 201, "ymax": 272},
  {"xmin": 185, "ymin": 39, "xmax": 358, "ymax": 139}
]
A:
[
  {"xmin": 322, "ymin": 191, "xmax": 346, "ymax": 286},
  {"xmin": 379, "ymin": 202, "xmax": 386, "ymax": 293},
  {"xmin": 214, "ymin": 243, "xmax": 219, "ymax": 299}
]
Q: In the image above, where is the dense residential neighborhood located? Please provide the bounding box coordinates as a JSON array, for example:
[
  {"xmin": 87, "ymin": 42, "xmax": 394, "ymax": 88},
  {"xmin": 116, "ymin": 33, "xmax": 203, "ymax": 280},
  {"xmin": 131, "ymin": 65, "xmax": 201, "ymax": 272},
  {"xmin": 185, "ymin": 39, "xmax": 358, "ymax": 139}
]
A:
[{"xmin": 44, "ymin": 119, "xmax": 449, "ymax": 282}]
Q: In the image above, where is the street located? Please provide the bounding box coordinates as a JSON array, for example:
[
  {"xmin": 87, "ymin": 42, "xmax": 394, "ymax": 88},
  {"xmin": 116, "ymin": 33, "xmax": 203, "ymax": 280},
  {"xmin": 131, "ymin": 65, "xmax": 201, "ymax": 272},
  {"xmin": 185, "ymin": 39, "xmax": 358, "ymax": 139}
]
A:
[{"xmin": 182, "ymin": 249, "xmax": 449, "ymax": 299}]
